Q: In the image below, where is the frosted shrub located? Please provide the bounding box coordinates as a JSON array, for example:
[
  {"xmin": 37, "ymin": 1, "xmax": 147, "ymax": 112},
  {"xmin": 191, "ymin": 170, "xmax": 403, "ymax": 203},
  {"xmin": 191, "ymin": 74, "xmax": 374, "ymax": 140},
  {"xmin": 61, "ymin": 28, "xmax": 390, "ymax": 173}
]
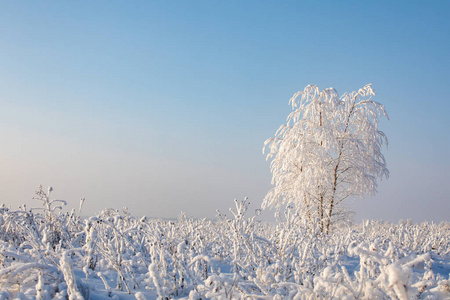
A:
[{"xmin": 32, "ymin": 186, "xmax": 69, "ymax": 250}]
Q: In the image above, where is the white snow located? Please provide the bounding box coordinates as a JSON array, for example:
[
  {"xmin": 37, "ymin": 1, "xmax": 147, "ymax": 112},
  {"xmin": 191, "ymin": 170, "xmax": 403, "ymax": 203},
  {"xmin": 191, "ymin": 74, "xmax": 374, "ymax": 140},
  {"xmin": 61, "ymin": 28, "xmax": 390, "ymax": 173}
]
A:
[{"xmin": 0, "ymin": 194, "xmax": 448, "ymax": 299}]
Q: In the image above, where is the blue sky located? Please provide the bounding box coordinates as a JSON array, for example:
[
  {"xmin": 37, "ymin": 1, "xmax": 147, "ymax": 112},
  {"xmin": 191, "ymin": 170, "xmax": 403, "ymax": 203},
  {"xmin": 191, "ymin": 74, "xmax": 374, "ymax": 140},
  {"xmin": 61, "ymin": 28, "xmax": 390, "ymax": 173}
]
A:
[{"xmin": 0, "ymin": 1, "xmax": 449, "ymax": 222}]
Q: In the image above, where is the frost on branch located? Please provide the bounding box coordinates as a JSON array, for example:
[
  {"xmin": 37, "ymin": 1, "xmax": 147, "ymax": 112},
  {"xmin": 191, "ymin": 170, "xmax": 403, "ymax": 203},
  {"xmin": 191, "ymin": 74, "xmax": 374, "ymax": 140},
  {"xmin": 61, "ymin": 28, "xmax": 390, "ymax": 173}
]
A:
[{"xmin": 263, "ymin": 84, "xmax": 389, "ymax": 233}]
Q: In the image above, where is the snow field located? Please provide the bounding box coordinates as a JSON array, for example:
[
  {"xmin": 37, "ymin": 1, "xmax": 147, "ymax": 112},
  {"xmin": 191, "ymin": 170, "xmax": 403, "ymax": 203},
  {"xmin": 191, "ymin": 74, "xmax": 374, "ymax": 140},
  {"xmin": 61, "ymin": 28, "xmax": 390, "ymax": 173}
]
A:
[{"xmin": 0, "ymin": 197, "xmax": 449, "ymax": 299}]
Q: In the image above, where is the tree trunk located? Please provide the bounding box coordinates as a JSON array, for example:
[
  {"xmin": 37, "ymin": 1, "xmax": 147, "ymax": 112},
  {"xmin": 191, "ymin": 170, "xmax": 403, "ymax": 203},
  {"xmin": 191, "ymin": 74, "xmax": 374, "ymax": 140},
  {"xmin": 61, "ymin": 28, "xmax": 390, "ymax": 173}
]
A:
[{"xmin": 325, "ymin": 100, "xmax": 356, "ymax": 233}]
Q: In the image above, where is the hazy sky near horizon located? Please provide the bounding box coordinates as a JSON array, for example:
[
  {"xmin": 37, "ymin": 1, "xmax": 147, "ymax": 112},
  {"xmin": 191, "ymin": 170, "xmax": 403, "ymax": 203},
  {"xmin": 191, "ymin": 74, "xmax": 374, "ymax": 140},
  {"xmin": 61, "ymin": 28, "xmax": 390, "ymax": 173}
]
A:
[{"xmin": 0, "ymin": 1, "xmax": 449, "ymax": 223}]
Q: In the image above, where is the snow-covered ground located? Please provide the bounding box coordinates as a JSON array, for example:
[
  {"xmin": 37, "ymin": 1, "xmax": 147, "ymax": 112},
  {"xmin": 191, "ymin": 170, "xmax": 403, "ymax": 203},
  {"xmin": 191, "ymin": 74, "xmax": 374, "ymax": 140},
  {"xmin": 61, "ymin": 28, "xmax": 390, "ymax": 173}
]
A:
[{"xmin": 0, "ymin": 194, "xmax": 449, "ymax": 299}]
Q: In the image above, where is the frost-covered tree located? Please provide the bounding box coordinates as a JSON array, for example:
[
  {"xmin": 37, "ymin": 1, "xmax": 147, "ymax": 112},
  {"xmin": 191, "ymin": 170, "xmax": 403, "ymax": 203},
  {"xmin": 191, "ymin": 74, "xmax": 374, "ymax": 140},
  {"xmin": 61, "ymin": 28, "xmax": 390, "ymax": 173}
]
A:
[{"xmin": 263, "ymin": 84, "xmax": 389, "ymax": 233}]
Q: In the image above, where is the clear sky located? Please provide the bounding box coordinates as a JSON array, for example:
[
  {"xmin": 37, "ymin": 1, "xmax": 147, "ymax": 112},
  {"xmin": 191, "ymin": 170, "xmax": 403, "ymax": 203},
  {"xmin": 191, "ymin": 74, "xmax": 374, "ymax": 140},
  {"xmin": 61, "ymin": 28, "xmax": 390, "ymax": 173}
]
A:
[{"xmin": 0, "ymin": 1, "xmax": 449, "ymax": 223}]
